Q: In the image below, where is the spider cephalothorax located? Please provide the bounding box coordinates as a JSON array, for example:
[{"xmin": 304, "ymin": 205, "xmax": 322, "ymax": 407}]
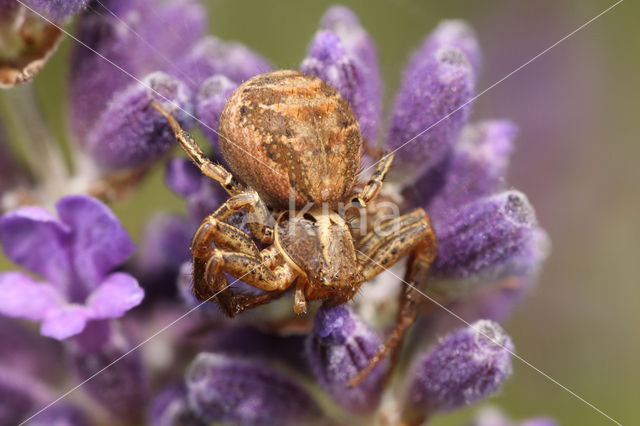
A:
[{"xmin": 153, "ymin": 70, "xmax": 437, "ymax": 385}]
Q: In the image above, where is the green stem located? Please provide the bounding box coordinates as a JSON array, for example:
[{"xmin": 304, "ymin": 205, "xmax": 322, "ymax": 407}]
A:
[{"xmin": 0, "ymin": 84, "xmax": 69, "ymax": 203}]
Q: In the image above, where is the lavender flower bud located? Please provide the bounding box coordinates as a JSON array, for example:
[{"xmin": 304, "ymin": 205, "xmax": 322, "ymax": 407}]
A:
[
  {"xmin": 179, "ymin": 35, "xmax": 272, "ymax": 88},
  {"xmin": 301, "ymin": 30, "xmax": 381, "ymax": 144},
  {"xmin": 26, "ymin": 405, "xmax": 90, "ymax": 426},
  {"xmin": 135, "ymin": 212, "xmax": 192, "ymax": 298},
  {"xmin": 165, "ymin": 158, "xmax": 229, "ymax": 223},
  {"xmin": 0, "ymin": 366, "xmax": 49, "ymax": 424},
  {"xmin": 423, "ymin": 20, "xmax": 482, "ymax": 76},
  {"xmin": 403, "ymin": 320, "xmax": 513, "ymax": 420},
  {"xmin": 424, "ymin": 120, "xmax": 518, "ymax": 221},
  {"xmin": 22, "ymin": 0, "xmax": 89, "ymax": 21},
  {"xmin": 186, "ymin": 353, "xmax": 323, "ymax": 426},
  {"xmin": 306, "ymin": 305, "xmax": 386, "ymax": 414},
  {"xmin": 320, "ymin": 6, "xmax": 380, "ymax": 81},
  {"xmin": 431, "ymin": 191, "xmax": 549, "ymax": 283},
  {"xmin": 195, "ymin": 74, "xmax": 238, "ymax": 155},
  {"xmin": 86, "ymin": 71, "xmax": 192, "ymax": 170},
  {"xmin": 386, "ymin": 44, "xmax": 474, "ymax": 181},
  {"xmin": 315, "ymin": 5, "xmax": 383, "ymax": 142},
  {"xmin": 71, "ymin": 322, "xmax": 149, "ymax": 421},
  {"xmin": 150, "ymin": 383, "xmax": 205, "ymax": 426},
  {"xmin": 69, "ymin": 0, "xmax": 205, "ymax": 141}
]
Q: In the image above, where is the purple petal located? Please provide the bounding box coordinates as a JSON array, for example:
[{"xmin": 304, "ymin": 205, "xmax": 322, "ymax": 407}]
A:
[
  {"xmin": 301, "ymin": 30, "xmax": 380, "ymax": 143},
  {"xmin": 56, "ymin": 195, "xmax": 135, "ymax": 289},
  {"xmin": 0, "ymin": 206, "xmax": 71, "ymax": 287},
  {"xmin": 317, "ymin": 6, "xmax": 383, "ymax": 142},
  {"xmin": 86, "ymin": 71, "xmax": 193, "ymax": 170},
  {"xmin": 69, "ymin": 0, "xmax": 206, "ymax": 142},
  {"xmin": 186, "ymin": 353, "xmax": 323, "ymax": 426},
  {"xmin": 41, "ymin": 305, "xmax": 90, "ymax": 340},
  {"xmin": 431, "ymin": 191, "xmax": 549, "ymax": 282},
  {"xmin": 71, "ymin": 329, "xmax": 149, "ymax": 420},
  {"xmin": 423, "ymin": 20, "xmax": 482, "ymax": 77},
  {"xmin": 87, "ymin": 273, "xmax": 144, "ymax": 319},
  {"xmin": 179, "ymin": 35, "xmax": 272, "ymax": 88},
  {"xmin": 307, "ymin": 305, "xmax": 386, "ymax": 414},
  {"xmin": 22, "ymin": 0, "xmax": 89, "ymax": 21},
  {"xmin": 195, "ymin": 74, "xmax": 238, "ymax": 155},
  {"xmin": 0, "ymin": 272, "xmax": 63, "ymax": 321},
  {"xmin": 422, "ymin": 120, "xmax": 518, "ymax": 221},
  {"xmin": 404, "ymin": 320, "xmax": 513, "ymax": 416},
  {"xmin": 386, "ymin": 45, "xmax": 474, "ymax": 181}
]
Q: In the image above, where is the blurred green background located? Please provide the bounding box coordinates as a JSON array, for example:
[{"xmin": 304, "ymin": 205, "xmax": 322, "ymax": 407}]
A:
[{"xmin": 2, "ymin": 0, "xmax": 639, "ymax": 424}]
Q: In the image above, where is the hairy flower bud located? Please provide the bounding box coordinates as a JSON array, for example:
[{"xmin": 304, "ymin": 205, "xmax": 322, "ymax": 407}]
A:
[
  {"xmin": 403, "ymin": 320, "xmax": 513, "ymax": 421},
  {"xmin": 186, "ymin": 353, "xmax": 323, "ymax": 426},
  {"xmin": 387, "ymin": 45, "xmax": 474, "ymax": 181},
  {"xmin": 306, "ymin": 305, "xmax": 386, "ymax": 414},
  {"xmin": 431, "ymin": 191, "xmax": 549, "ymax": 283}
]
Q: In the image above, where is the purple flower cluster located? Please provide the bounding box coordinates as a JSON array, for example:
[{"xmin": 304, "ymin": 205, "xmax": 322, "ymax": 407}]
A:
[{"xmin": 0, "ymin": 1, "xmax": 554, "ymax": 425}]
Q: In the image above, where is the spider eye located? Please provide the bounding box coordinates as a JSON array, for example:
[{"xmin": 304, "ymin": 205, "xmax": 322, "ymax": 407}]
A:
[{"xmin": 334, "ymin": 273, "xmax": 340, "ymax": 280}]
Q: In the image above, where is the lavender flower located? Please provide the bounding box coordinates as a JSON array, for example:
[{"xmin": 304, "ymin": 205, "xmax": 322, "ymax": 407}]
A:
[
  {"xmin": 86, "ymin": 71, "xmax": 193, "ymax": 170},
  {"xmin": 0, "ymin": 3, "xmax": 557, "ymax": 425},
  {"xmin": 185, "ymin": 353, "xmax": 323, "ymax": 425},
  {"xmin": 0, "ymin": 195, "xmax": 144, "ymax": 339},
  {"xmin": 150, "ymin": 383, "xmax": 205, "ymax": 426},
  {"xmin": 302, "ymin": 5, "xmax": 382, "ymax": 146},
  {"xmin": 431, "ymin": 191, "xmax": 548, "ymax": 283},
  {"xmin": 403, "ymin": 320, "xmax": 513, "ymax": 421},
  {"xmin": 69, "ymin": 0, "xmax": 206, "ymax": 168},
  {"xmin": 307, "ymin": 305, "xmax": 387, "ymax": 414},
  {"xmin": 70, "ymin": 322, "xmax": 149, "ymax": 420},
  {"xmin": 22, "ymin": 0, "xmax": 90, "ymax": 22},
  {"xmin": 179, "ymin": 35, "xmax": 272, "ymax": 89},
  {"xmin": 386, "ymin": 37, "xmax": 476, "ymax": 181},
  {"xmin": 195, "ymin": 74, "xmax": 238, "ymax": 156}
]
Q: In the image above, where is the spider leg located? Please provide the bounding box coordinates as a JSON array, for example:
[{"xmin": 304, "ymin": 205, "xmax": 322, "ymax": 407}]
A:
[
  {"xmin": 190, "ymin": 194, "xmax": 283, "ymax": 310},
  {"xmin": 151, "ymin": 100, "xmax": 242, "ymax": 195},
  {"xmin": 353, "ymin": 151, "xmax": 394, "ymax": 207},
  {"xmin": 202, "ymin": 248, "xmax": 297, "ymax": 317},
  {"xmin": 348, "ymin": 208, "xmax": 437, "ymax": 387}
]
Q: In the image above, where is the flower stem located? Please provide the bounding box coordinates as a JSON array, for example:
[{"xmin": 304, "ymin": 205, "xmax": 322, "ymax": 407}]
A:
[{"xmin": 0, "ymin": 84, "xmax": 69, "ymax": 205}]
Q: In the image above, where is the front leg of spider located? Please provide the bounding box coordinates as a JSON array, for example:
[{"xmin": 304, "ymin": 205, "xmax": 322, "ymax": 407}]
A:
[
  {"xmin": 347, "ymin": 208, "xmax": 437, "ymax": 387},
  {"xmin": 190, "ymin": 196, "xmax": 296, "ymax": 316}
]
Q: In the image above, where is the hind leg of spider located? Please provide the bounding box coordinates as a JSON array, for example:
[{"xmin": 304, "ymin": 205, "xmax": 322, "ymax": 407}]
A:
[{"xmin": 348, "ymin": 208, "xmax": 437, "ymax": 387}]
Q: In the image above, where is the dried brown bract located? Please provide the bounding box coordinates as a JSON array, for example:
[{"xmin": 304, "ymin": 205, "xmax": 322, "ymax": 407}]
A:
[{"xmin": 0, "ymin": 5, "xmax": 62, "ymax": 88}]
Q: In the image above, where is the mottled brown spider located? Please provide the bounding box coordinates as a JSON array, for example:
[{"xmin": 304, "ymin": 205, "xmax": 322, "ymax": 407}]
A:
[{"xmin": 152, "ymin": 70, "xmax": 437, "ymax": 386}]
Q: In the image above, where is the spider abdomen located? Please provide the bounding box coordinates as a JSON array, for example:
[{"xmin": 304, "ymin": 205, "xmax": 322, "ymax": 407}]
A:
[{"xmin": 219, "ymin": 70, "xmax": 362, "ymax": 208}]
